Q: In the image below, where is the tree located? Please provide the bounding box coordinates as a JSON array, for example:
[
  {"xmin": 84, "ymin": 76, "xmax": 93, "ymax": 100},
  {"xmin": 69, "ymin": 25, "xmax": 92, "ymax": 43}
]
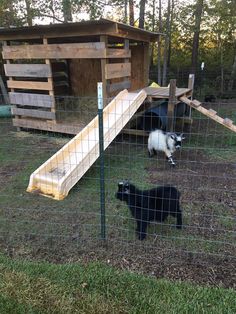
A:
[
  {"xmin": 62, "ymin": 0, "xmax": 72, "ymax": 22},
  {"xmin": 157, "ymin": 0, "xmax": 162, "ymax": 85},
  {"xmin": 162, "ymin": 0, "xmax": 171, "ymax": 86},
  {"xmin": 191, "ymin": 0, "xmax": 204, "ymax": 74},
  {"xmin": 129, "ymin": 0, "xmax": 134, "ymax": 26},
  {"xmin": 139, "ymin": 0, "xmax": 146, "ymax": 29}
]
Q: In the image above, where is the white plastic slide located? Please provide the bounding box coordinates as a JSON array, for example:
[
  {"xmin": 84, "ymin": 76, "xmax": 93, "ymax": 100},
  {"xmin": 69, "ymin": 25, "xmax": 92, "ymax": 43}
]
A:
[{"xmin": 27, "ymin": 89, "xmax": 147, "ymax": 200}]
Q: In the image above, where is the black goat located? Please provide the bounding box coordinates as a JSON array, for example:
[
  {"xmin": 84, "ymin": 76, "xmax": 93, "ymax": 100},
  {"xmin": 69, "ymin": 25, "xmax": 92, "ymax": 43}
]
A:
[{"xmin": 116, "ymin": 181, "xmax": 182, "ymax": 240}]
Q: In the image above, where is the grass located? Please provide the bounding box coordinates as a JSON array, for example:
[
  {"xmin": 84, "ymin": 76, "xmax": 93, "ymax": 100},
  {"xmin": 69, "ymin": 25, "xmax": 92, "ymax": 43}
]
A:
[{"xmin": 0, "ymin": 254, "xmax": 235, "ymax": 313}]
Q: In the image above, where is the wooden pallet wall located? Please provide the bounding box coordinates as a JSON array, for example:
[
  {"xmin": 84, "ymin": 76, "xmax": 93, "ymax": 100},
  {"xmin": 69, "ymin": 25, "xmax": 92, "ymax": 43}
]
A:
[{"xmin": 2, "ymin": 38, "xmax": 132, "ymax": 130}]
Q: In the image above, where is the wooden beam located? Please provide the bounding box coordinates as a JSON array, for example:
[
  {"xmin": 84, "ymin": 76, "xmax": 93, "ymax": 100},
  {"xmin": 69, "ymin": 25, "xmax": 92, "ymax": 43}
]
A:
[
  {"xmin": 3, "ymin": 40, "xmax": 21, "ymax": 130},
  {"xmin": 143, "ymin": 43, "xmax": 150, "ymax": 87},
  {"xmin": 100, "ymin": 35, "xmax": 108, "ymax": 104},
  {"xmin": 167, "ymin": 79, "xmax": 177, "ymax": 132},
  {"xmin": 7, "ymin": 80, "xmax": 53, "ymax": 91},
  {"xmin": 9, "ymin": 92, "xmax": 53, "ymax": 108},
  {"xmin": 2, "ymin": 42, "xmax": 106, "ymax": 59},
  {"xmin": 43, "ymin": 38, "xmax": 56, "ymax": 123},
  {"xmin": 4, "ymin": 64, "xmax": 52, "ymax": 77},
  {"xmin": 105, "ymin": 63, "xmax": 131, "ymax": 79},
  {"xmin": 12, "ymin": 108, "xmax": 56, "ymax": 120}
]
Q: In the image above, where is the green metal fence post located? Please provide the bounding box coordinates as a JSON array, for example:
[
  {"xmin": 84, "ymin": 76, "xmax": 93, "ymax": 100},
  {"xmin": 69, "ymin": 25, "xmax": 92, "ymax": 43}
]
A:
[{"xmin": 97, "ymin": 82, "xmax": 106, "ymax": 241}]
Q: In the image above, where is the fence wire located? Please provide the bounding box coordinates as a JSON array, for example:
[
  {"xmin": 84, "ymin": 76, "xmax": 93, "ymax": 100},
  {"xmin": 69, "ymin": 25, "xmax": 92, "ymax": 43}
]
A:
[{"xmin": 0, "ymin": 94, "xmax": 235, "ymax": 268}]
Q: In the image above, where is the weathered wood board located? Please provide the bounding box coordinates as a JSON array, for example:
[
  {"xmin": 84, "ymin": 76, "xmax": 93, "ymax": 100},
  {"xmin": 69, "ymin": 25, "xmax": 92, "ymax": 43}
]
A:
[
  {"xmin": 105, "ymin": 63, "xmax": 131, "ymax": 79},
  {"xmin": 2, "ymin": 43, "xmax": 131, "ymax": 60},
  {"xmin": 9, "ymin": 92, "xmax": 54, "ymax": 108},
  {"xmin": 4, "ymin": 64, "xmax": 52, "ymax": 77},
  {"xmin": 7, "ymin": 80, "xmax": 53, "ymax": 91},
  {"xmin": 12, "ymin": 108, "xmax": 56, "ymax": 120}
]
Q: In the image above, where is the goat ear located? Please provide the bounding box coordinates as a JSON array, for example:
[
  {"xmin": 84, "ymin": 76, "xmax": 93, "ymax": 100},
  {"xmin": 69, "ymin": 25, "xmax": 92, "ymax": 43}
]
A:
[
  {"xmin": 170, "ymin": 134, "xmax": 175, "ymax": 140},
  {"xmin": 180, "ymin": 133, "xmax": 185, "ymax": 140}
]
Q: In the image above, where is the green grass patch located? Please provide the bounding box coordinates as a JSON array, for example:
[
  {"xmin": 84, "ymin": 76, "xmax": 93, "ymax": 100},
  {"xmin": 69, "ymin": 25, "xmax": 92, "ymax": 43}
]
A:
[{"xmin": 0, "ymin": 254, "xmax": 235, "ymax": 313}]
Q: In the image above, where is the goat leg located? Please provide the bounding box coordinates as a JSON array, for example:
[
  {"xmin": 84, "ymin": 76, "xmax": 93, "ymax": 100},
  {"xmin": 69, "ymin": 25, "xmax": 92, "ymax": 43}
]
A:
[
  {"xmin": 136, "ymin": 220, "xmax": 148, "ymax": 240},
  {"xmin": 176, "ymin": 211, "xmax": 182, "ymax": 229}
]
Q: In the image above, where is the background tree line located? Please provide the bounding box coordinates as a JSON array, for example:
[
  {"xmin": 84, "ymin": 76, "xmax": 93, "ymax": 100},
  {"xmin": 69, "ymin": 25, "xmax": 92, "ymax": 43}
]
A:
[{"xmin": 0, "ymin": 0, "xmax": 235, "ymax": 97}]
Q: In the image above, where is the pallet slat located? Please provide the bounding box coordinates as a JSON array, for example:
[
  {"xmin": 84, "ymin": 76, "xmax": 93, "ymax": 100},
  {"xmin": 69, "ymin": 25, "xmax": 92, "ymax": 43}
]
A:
[
  {"xmin": 12, "ymin": 108, "xmax": 56, "ymax": 120},
  {"xmin": 4, "ymin": 64, "xmax": 52, "ymax": 77},
  {"xmin": 7, "ymin": 80, "xmax": 53, "ymax": 91},
  {"xmin": 107, "ymin": 48, "xmax": 131, "ymax": 58},
  {"xmin": 12, "ymin": 118, "xmax": 81, "ymax": 135},
  {"xmin": 9, "ymin": 92, "xmax": 53, "ymax": 108},
  {"xmin": 107, "ymin": 80, "xmax": 131, "ymax": 93},
  {"xmin": 105, "ymin": 63, "xmax": 131, "ymax": 79},
  {"xmin": 3, "ymin": 42, "xmax": 106, "ymax": 59}
]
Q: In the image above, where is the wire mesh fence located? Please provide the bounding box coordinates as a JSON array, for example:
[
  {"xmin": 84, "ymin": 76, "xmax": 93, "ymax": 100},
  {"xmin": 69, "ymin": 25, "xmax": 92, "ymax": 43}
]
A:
[{"xmin": 0, "ymin": 93, "xmax": 235, "ymax": 271}]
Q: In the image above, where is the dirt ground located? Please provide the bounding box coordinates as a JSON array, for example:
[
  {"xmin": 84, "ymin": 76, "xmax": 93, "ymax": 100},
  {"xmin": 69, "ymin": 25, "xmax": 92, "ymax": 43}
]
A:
[{"xmin": 0, "ymin": 103, "xmax": 236, "ymax": 288}]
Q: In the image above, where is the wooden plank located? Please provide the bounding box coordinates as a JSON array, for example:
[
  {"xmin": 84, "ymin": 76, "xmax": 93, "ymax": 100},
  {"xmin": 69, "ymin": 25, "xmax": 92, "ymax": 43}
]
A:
[
  {"xmin": 0, "ymin": 74, "xmax": 9, "ymax": 103},
  {"xmin": 107, "ymin": 80, "xmax": 131, "ymax": 93},
  {"xmin": 2, "ymin": 42, "xmax": 106, "ymax": 59},
  {"xmin": 143, "ymin": 86, "xmax": 192, "ymax": 99},
  {"xmin": 143, "ymin": 43, "xmax": 149, "ymax": 87},
  {"xmin": 4, "ymin": 64, "xmax": 52, "ymax": 77},
  {"xmin": 122, "ymin": 129, "xmax": 148, "ymax": 136},
  {"xmin": 13, "ymin": 118, "xmax": 82, "ymax": 135},
  {"xmin": 7, "ymin": 80, "xmax": 53, "ymax": 91},
  {"xmin": 208, "ymin": 109, "xmax": 217, "ymax": 116},
  {"xmin": 43, "ymin": 38, "xmax": 56, "ymax": 123},
  {"xmin": 167, "ymin": 79, "xmax": 177, "ymax": 132},
  {"xmin": 180, "ymin": 96, "xmax": 236, "ymax": 133},
  {"xmin": 9, "ymin": 92, "xmax": 53, "ymax": 108},
  {"xmin": 192, "ymin": 99, "xmax": 201, "ymax": 107},
  {"xmin": 106, "ymin": 48, "xmax": 131, "ymax": 58},
  {"xmin": 12, "ymin": 108, "xmax": 56, "ymax": 120},
  {"xmin": 100, "ymin": 35, "xmax": 108, "ymax": 104},
  {"xmin": 223, "ymin": 118, "xmax": 233, "ymax": 126},
  {"xmin": 105, "ymin": 63, "xmax": 131, "ymax": 79}
]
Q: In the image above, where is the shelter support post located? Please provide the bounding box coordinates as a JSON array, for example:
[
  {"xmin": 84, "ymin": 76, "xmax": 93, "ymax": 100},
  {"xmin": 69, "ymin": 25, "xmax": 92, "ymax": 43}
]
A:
[{"xmin": 167, "ymin": 79, "xmax": 176, "ymax": 132}]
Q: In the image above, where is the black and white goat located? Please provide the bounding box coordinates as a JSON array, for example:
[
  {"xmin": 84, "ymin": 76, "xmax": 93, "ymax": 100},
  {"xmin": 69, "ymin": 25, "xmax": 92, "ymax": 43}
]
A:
[
  {"xmin": 116, "ymin": 181, "xmax": 182, "ymax": 240},
  {"xmin": 148, "ymin": 129, "xmax": 185, "ymax": 166}
]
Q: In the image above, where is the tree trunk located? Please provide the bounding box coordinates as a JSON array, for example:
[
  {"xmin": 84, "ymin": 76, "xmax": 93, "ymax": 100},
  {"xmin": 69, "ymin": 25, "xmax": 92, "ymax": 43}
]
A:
[
  {"xmin": 228, "ymin": 54, "xmax": 236, "ymax": 91},
  {"xmin": 129, "ymin": 0, "xmax": 134, "ymax": 26},
  {"xmin": 191, "ymin": 0, "xmax": 204, "ymax": 74},
  {"xmin": 62, "ymin": 0, "xmax": 73, "ymax": 22},
  {"xmin": 124, "ymin": 0, "xmax": 128, "ymax": 23},
  {"xmin": 167, "ymin": 0, "xmax": 175, "ymax": 69},
  {"xmin": 157, "ymin": 0, "xmax": 162, "ymax": 85},
  {"xmin": 162, "ymin": 0, "xmax": 171, "ymax": 86},
  {"xmin": 139, "ymin": 0, "xmax": 146, "ymax": 29},
  {"xmin": 150, "ymin": 0, "xmax": 156, "ymax": 67},
  {"xmin": 25, "ymin": 0, "xmax": 33, "ymax": 26}
]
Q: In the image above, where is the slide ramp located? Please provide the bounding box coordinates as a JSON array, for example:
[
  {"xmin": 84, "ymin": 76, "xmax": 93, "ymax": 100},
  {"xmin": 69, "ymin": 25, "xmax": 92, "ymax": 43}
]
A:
[
  {"xmin": 180, "ymin": 96, "xmax": 236, "ymax": 133},
  {"xmin": 27, "ymin": 89, "xmax": 147, "ymax": 200}
]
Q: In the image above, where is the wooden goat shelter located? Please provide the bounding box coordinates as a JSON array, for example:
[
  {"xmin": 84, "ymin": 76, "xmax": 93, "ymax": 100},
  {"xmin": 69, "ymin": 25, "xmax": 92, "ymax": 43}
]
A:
[{"xmin": 0, "ymin": 19, "xmax": 160, "ymax": 134}]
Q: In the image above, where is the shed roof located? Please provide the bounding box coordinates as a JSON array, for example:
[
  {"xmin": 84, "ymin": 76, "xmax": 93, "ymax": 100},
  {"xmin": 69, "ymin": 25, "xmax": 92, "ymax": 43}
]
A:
[{"xmin": 0, "ymin": 18, "xmax": 161, "ymax": 42}]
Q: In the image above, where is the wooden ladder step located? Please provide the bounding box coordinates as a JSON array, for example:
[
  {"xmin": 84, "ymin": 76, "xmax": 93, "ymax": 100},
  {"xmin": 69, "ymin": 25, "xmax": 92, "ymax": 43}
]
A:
[
  {"xmin": 223, "ymin": 118, "xmax": 233, "ymax": 126},
  {"xmin": 191, "ymin": 99, "xmax": 201, "ymax": 107},
  {"xmin": 208, "ymin": 109, "xmax": 217, "ymax": 116}
]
